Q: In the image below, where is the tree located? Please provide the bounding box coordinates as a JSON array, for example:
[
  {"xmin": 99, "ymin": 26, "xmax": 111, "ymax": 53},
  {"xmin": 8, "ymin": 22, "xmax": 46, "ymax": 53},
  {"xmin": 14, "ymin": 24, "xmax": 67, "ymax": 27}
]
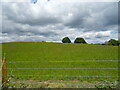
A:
[
  {"xmin": 74, "ymin": 37, "xmax": 87, "ymax": 44},
  {"xmin": 105, "ymin": 39, "xmax": 119, "ymax": 46},
  {"xmin": 42, "ymin": 41, "xmax": 46, "ymax": 42},
  {"xmin": 62, "ymin": 37, "xmax": 71, "ymax": 43}
]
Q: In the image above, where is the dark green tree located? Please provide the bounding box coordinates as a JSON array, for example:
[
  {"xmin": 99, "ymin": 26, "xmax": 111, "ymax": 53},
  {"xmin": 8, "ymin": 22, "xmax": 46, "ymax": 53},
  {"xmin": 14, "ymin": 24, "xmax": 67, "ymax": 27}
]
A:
[
  {"xmin": 105, "ymin": 39, "xmax": 119, "ymax": 46},
  {"xmin": 74, "ymin": 37, "xmax": 87, "ymax": 44},
  {"xmin": 62, "ymin": 37, "xmax": 71, "ymax": 43}
]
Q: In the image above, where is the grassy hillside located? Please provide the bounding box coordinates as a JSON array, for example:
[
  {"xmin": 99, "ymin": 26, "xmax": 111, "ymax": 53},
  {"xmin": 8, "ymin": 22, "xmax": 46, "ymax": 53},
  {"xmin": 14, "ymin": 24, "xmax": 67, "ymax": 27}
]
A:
[{"xmin": 2, "ymin": 42, "xmax": 118, "ymax": 81}]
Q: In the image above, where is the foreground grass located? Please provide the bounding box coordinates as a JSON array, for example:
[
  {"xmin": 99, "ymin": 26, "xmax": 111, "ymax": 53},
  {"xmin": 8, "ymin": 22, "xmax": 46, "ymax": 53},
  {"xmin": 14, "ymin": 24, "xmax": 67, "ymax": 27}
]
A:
[
  {"xmin": 2, "ymin": 42, "xmax": 118, "ymax": 81},
  {"xmin": 3, "ymin": 79, "xmax": 118, "ymax": 88}
]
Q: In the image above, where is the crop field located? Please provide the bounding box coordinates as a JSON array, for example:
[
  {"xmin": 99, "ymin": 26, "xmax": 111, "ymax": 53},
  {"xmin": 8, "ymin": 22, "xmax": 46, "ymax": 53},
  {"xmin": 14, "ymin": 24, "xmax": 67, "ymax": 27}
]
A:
[{"xmin": 1, "ymin": 42, "xmax": 119, "ymax": 88}]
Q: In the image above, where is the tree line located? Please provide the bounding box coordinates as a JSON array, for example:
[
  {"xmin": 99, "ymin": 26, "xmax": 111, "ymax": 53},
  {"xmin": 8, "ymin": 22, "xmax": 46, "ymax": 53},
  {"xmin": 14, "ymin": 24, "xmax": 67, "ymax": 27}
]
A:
[
  {"xmin": 62, "ymin": 37, "xmax": 87, "ymax": 44},
  {"xmin": 62, "ymin": 37, "xmax": 120, "ymax": 46}
]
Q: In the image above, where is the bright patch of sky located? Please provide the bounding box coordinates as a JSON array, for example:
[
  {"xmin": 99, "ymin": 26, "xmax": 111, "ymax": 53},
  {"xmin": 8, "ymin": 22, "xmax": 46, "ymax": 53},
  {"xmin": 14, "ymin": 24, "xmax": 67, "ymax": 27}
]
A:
[{"xmin": 31, "ymin": 0, "xmax": 38, "ymax": 4}]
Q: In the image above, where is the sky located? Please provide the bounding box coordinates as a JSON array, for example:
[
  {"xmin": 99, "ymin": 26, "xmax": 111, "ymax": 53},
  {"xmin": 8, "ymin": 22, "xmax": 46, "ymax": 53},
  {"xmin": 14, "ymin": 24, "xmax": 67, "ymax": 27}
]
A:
[
  {"xmin": 1, "ymin": 0, "xmax": 118, "ymax": 43},
  {"xmin": 31, "ymin": 0, "xmax": 38, "ymax": 4}
]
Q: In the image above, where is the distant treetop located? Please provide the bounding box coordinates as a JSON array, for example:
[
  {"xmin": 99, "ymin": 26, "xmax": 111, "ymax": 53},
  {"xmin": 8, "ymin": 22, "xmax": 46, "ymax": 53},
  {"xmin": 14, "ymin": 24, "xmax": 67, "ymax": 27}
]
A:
[
  {"xmin": 104, "ymin": 39, "xmax": 119, "ymax": 46},
  {"xmin": 62, "ymin": 37, "xmax": 71, "ymax": 43},
  {"xmin": 74, "ymin": 37, "xmax": 87, "ymax": 44}
]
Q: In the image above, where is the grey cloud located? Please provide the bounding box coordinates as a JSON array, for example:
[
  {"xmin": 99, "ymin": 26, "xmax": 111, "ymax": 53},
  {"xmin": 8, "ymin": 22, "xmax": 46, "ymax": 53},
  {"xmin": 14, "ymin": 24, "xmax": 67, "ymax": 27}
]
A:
[
  {"xmin": 1, "ymin": 2, "xmax": 118, "ymax": 43},
  {"xmin": 2, "ymin": 3, "xmax": 60, "ymax": 26},
  {"xmin": 95, "ymin": 34, "xmax": 109, "ymax": 38}
]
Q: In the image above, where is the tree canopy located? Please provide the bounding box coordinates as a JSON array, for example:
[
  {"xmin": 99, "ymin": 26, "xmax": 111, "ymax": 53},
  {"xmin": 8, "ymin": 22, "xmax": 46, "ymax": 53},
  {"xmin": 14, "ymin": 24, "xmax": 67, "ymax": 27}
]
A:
[
  {"xmin": 104, "ymin": 39, "xmax": 119, "ymax": 46},
  {"xmin": 62, "ymin": 37, "xmax": 71, "ymax": 43},
  {"xmin": 74, "ymin": 37, "xmax": 87, "ymax": 44}
]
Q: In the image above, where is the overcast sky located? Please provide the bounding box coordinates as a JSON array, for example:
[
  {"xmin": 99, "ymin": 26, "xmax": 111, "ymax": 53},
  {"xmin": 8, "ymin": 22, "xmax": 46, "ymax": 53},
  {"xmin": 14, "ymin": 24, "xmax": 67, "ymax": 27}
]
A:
[{"xmin": 1, "ymin": 0, "xmax": 118, "ymax": 43}]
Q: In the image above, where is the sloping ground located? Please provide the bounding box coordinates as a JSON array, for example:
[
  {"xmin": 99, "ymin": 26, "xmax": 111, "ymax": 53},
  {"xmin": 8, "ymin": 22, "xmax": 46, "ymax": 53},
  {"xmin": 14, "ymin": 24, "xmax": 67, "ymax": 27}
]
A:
[{"xmin": 2, "ymin": 42, "xmax": 118, "ymax": 82}]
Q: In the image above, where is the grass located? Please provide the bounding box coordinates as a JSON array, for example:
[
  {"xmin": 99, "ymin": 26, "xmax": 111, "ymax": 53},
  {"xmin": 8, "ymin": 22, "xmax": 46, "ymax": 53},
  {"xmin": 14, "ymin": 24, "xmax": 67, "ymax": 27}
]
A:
[
  {"xmin": 2, "ymin": 79, "xmax": 118, "ymax": 88},
  {"xmin": 1, "ymin": 42, "xmax": 118, "ymax": 82}
]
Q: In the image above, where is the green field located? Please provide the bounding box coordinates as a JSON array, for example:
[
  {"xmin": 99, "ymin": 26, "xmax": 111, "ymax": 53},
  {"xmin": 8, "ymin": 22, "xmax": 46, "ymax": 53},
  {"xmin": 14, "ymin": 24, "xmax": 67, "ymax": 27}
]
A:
[
  {"xmin": 2, "ymin": 42, "xmax": 118, "ymax": 88},
  {"xmin": 2, "ymin": 42, "xmax": 118, "ymax": 81},
  {"xmin": 2, "ymin": 42, "xmax": 118, "ymax": 82}
]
